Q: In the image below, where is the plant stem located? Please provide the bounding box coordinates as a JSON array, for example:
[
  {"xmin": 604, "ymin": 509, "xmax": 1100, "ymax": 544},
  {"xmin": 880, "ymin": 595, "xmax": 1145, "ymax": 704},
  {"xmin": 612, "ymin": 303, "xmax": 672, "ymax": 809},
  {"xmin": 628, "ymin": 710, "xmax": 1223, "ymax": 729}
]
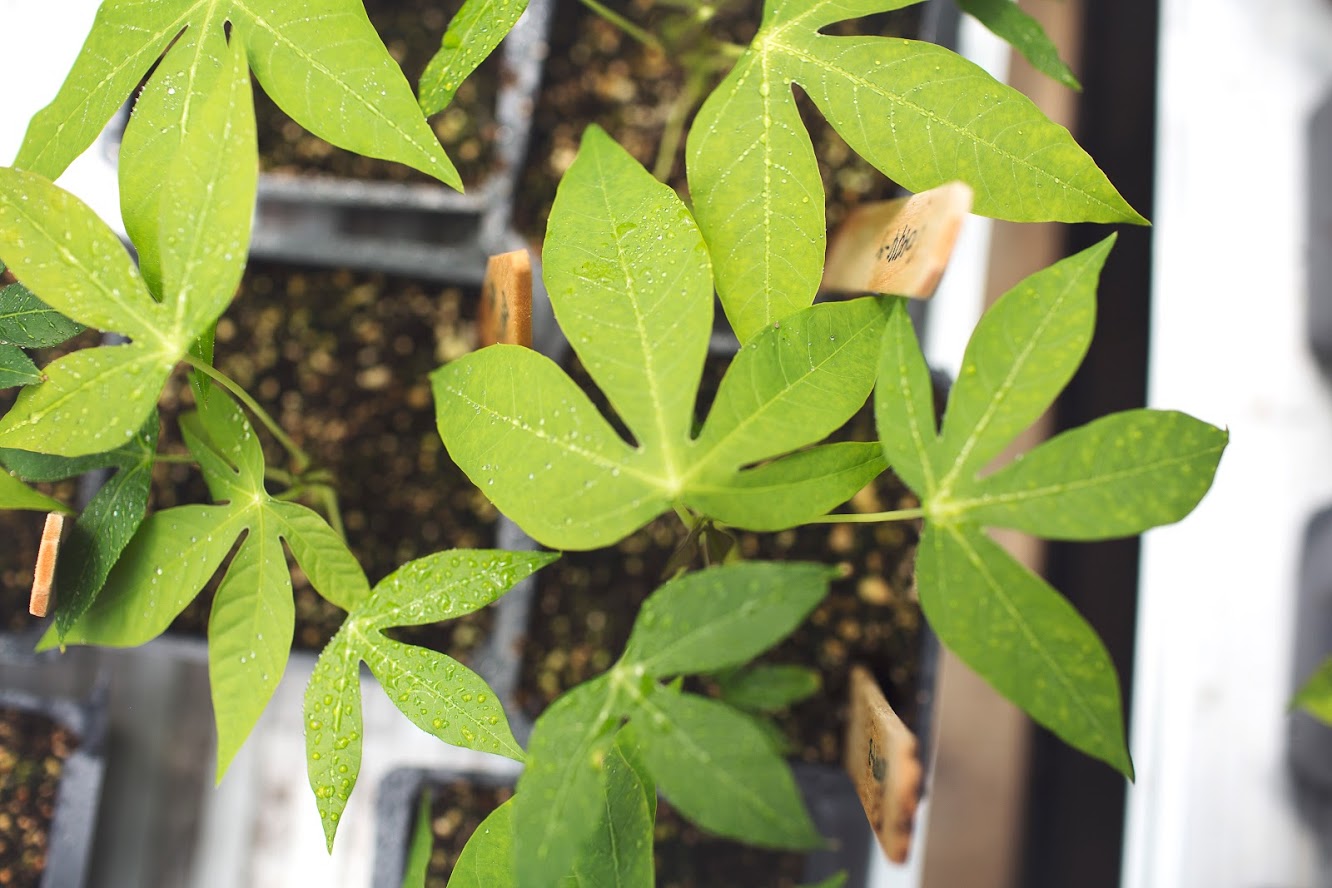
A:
[
  {"xmin": 805, "ymin": 507, "xmax": 926, "ymax": 525},
  {"xmin": 672, "ymin": 502, "xmax": 699, "ymax": 530},
  {"xmin": 653, "ymin": 63, "xmax": 710, "ymax": 182},
  {"xmin": 577, "ymin": 0, "xmax": 663, "ymax": 51},
  {"xmin": 312, "ymin": 484, "xmax": 347, "ymax": 541},
  {"xmin": 182, "ymin": 354, "xmax": 311, "ymax": 473}
]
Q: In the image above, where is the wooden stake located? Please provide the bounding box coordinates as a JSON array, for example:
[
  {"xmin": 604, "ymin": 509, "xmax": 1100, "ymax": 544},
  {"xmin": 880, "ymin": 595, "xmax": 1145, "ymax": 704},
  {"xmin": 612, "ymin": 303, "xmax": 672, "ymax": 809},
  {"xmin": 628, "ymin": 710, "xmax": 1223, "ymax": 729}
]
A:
[
  {"xmin": 823, "ymin": 181, "xmax": 972, "ymax": 300},
  {"xmin": 30, "ymin": 512, "xmax": 65, "ymax": 618},
  {"xmin": 844, "ymin": 664, "xmax": 923, "ymax": 864},
  {"xmin": 478, "ymin": 249, "xmax": 534, "ymax": 348}
]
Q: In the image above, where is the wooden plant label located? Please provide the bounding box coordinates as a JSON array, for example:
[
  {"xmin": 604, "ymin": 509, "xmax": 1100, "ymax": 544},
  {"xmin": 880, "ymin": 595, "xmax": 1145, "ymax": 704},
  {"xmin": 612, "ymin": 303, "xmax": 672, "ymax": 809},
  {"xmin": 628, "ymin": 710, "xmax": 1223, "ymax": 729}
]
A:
[
  {"xmin": 478, "ymin": 249, "xmax": 534, "ymax": 349},
  {"xmin": 29, "ymin": 512, "xmax": 65, "ymax": 618},
  {"xmin": 823, "ymin": 181, "xmax": 972, "ymax": 299},
  {"xmin": 844, "ymin": 664, "xmax": 923, "ymax": 864}
]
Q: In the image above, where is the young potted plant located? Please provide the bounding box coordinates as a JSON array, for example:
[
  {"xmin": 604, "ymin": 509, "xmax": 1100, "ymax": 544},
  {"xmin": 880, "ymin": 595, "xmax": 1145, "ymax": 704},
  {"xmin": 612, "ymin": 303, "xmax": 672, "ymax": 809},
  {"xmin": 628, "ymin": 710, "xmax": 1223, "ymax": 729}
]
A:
[{"xmin": 0, "ymin": 0, "xmax": 1226, "ymax": 884}]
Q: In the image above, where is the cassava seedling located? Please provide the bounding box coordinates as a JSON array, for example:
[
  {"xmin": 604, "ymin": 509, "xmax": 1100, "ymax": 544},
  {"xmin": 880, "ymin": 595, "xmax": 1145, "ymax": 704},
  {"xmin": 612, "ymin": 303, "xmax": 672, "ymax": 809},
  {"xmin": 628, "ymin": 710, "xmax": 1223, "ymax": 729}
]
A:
[{"xmin": 0, "ymin": 0, "xmax": 1227, "ymax": 884}]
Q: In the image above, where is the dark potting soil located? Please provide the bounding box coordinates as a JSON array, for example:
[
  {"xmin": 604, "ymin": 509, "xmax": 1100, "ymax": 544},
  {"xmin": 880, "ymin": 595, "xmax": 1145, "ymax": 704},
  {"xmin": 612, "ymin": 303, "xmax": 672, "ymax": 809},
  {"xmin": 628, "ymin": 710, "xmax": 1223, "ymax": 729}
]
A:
[
  {"xmin": 254, "ymin": 0, "xmax": 501, "ymax": 188},
  {"xmin": 161, "ymin": 263, "xmax": 496, "ymax": 656},
  {"xmin": 0, "ymin": 706, "xmax": 77, "ymax": 886},
  {"xmin": 412, "ymin": 779, "xmax": 803, "ymax": 887},
  {"xmin": 513, "ymin": 0, "xmax": 922, "ymax": 241},
  {"xmin": 416, "ymin": 778, "xmax": 513, "ymax": 886},
  {"xmin": 516, "ymin": 347, "xmax": 924, "ymax": 765},
  {"xmin": 654, "ymin": 797, "xmax": 806, "ymax": 888}
]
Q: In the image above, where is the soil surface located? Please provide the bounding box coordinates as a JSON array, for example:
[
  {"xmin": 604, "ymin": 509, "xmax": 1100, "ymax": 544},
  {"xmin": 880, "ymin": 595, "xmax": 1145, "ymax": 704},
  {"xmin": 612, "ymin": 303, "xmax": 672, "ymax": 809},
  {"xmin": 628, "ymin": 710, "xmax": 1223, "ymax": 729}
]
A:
[
  {"xmin": 513, "ymin": 0, "xmax": 922, "ymax": 240},
  {"xmin": 413, "ymin": 779, "xmax": 804, "ymax": 887},
  {"xmin": 517, "ymin": 346, "xmax": 925, "ymax": 765},
  {"xmin": 162, "ymin": 263, "xmax": 496, "ymax": 656},
  {"xmin": 254, "ymin": 0, "xmax": 501, "ymax": 188},
  {"xmin": 0, "ymin": 706, "xmax": 77, "ymax": 886},
  {"xmin": 417, "ymin": 777, "xmax": 513, "ymax": 886}
]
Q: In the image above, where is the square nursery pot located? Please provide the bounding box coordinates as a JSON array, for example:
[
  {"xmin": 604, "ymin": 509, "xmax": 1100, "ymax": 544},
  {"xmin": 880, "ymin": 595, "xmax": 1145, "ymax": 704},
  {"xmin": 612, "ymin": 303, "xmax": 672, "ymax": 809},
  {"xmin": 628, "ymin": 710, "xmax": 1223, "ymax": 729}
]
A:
[
  {"xmin": 0, "ymin": 686, "xmax": 107, "ymax": 888},
  {"xmin": 372, "ymin": 765, "xmax": 870, "ymax": 888}
]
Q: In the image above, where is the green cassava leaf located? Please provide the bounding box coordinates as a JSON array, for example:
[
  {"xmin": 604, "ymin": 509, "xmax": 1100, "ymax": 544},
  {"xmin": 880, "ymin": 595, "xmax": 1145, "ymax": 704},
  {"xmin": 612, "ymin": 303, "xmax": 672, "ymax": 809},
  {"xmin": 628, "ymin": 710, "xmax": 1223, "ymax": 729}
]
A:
[
  {"xmin": 514, "ymin": 678, "xmax": 621, "ymax": 888},
  {"xmin": 956, "ymin": 0, "xmax": 1080, "ymax": 89},
  {"xmin": 420, "ymin": 0, "xmax": 528, "ymax": 116},
  {"xmin": 307, "ymin": 548, "xmax": 554, "ymax": 848},
  {"xmin": 933, "ymin": 237, "xmax": 1111, "ymax": 497},
  {"xmin": 560, "ymin": 739, "xmax": 655, "ymax": 888},
  {"xmin": 875, "ymin": 298, "xmax": 939, "ymax": 494},
  {"xmin": 0, "ymin": 471, "xmax": 68, "ymax": 513},
  {"xmin": 402, "ymin": 787, "xmax": 433, "ymax": 888},
  {"xmin": 142, "ymin": 27, "xmax": 254, "ymax": 315},
  {"xmin": 446, "ymin": 798, "xmax": 516, "ymax": 888},
  {"xmin": 632, "ymin": 685, "xmax": 820, "ymax": 849},
  {"xmin": 690, "ymin": 298, "xmax": 891, "ymax": 474},
  {"xmin": 684, "ymin": 442, "xmax": 885, "ymax": 531},
  {"xmin": 54, "ymin": 392, "xmax": 368, "ymax": 781},
  {"xmin": 17, "ymin": 0, "xmax": 457, "ymax": 189},
  {"xmin": 916, "ymin": 522, "xmax": 1131, "ymax": 774},
  {"xmin": 543, "ymin": 125, "xmax": 713, "ymax": 480},
  {"xmin": 1295, "ymin": 658, "xmax": 1332, "ymax": 725},
  {"xmin": 0, "ymin": 38, "xmax": 257, "ymax": 459},
  {"xmin": 362, "ymin": 636, "xmax": 523, "ymax": 759},
  {"xmin": 434, "ymin": 131, "xmax": 888, "ymax": 550},
  {"xmin": 717, "ymin": 664, "xmax": 821, "ymax": 711},
  {"xmin": 685, "ymin": 49, "xmax": 824, "ymax": 344},
  {"xmin": 620, "ymin": 561, "xmax": 833, "ymax": 677},
  {"xmin": 0, "ymin": 346, "xmax": 40, "ymax": 388},
  {"xmin": 961, "ymin": 410, "xmax": 1229, "ymax": 539},
  {"xmin": 874, "ymin": 238, "xmax": 1226, "ymax": 776},
  {"xmin": 305, "ymin": 629, "xmax": 364, "ymax": 847},
  {"xmin": 55, "ymin": 415, "xmax": 159, "ymax": 638},
  {"xmin": 0, "ymin": 280, "xmax": 85, "ymax": 348},
  {"xmin": 687, "ymin": 0, "xmax": 1142, "ymax": 341},
  {"xmin": 432, "ymin": 344, "xmax": 667, "ymax": 549}
]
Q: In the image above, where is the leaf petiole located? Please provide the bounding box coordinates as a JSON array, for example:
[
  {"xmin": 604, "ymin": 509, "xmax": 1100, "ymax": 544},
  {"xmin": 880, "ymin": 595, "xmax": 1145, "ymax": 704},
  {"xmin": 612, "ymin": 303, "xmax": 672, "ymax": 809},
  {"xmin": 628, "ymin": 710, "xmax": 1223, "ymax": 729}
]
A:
[
  {"xmin": 577, "ymin": 0, "xmax": 664, "ymax": 51},
  {"xmin": 182, "ymin": 353, "xmax": 312, "ymax": 473}
]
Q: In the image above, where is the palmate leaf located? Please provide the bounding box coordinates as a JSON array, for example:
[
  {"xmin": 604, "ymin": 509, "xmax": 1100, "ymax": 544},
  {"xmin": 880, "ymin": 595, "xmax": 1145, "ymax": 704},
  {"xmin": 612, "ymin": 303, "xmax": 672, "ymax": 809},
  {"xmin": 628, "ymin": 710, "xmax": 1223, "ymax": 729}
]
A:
[
  {"xmin": 509, "ymin": 562, "xmax": 830, "ymax": 888},
  {"xmin": 433, "ymin": 128, "xmax": 890, "ymax": 550},
  {"xmin": 0, "ymin": 36, "xmax": 255, "ymax": 458},
  {"xmin": 686, "ymin": 0, "xmax": 1144, "ymax": 342},
  {"xmin": 45, "ymin": 391, "xmax": 370, "ymax": 783},
  {"xmin": 15, "ymin": 0, "xmax": 458, "ymax": 200},
  {"xmin": 2, "ymin": 413, "xmax": 158, "ymax": 637},
  {"xmin": 873, "ymin": 237, "xmax": 1227, "ymax": 775},
  {"xmin": 306, "ymin": 547, "xmax": 554, "ymax": 850}
]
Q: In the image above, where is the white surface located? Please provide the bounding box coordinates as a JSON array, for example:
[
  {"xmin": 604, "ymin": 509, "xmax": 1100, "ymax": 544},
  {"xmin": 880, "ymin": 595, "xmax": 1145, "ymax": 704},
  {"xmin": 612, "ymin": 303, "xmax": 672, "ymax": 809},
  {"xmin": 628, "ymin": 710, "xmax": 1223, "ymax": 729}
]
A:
[
  {"xmin": 1124, "ymin": 0, "xmax": 1332, "ymax": 885},
  {"xmin": 0, "ymin": 0, "xmax": 124, "ymax": 236}
]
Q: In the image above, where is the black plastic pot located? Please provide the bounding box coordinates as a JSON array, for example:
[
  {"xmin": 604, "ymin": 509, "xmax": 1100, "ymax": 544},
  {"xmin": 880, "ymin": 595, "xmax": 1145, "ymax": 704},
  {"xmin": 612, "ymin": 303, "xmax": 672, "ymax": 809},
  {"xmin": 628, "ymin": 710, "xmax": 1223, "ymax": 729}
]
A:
[
  {"xmin": 0, "ymin": 684, "xmax": 107, "ymax": 888},
  {"xmin": 373, "ymin": 763, "xmax": 870, "ymax": 888}
]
